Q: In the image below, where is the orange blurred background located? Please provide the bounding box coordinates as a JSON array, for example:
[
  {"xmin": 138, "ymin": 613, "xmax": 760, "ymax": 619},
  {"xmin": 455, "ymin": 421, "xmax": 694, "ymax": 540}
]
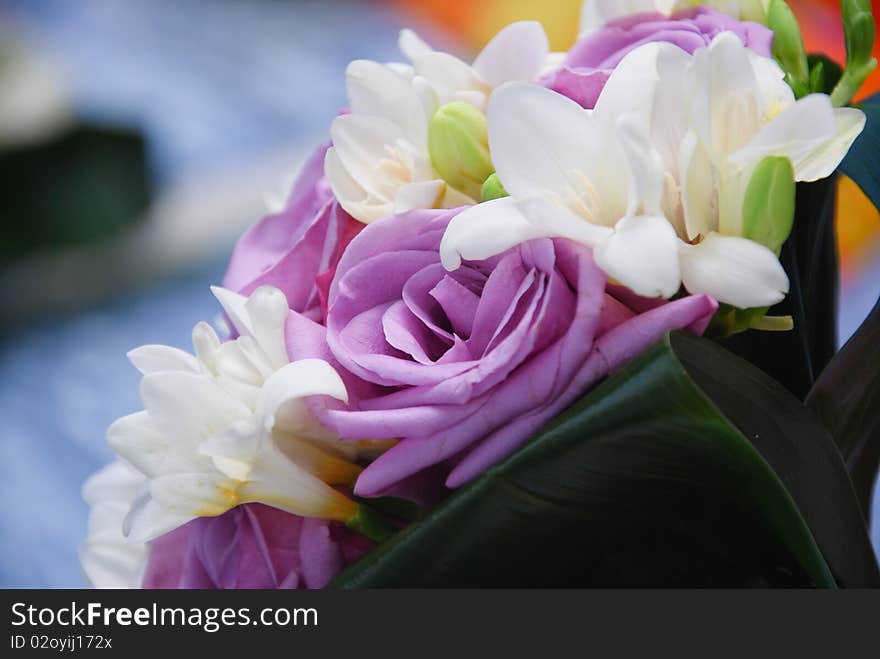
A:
[{"xmin": 392, "ymin": 0, "xmax": 880, "ymax": 283}]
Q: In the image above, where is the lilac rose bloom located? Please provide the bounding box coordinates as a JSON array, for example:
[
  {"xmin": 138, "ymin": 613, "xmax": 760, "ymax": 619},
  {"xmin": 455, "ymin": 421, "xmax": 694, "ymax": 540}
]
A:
[
  {"xmin": 542, "ymin": 6, "xmax": 773, "ymax": 108},
  {"xmin": 142, "ymin": 503, "xmax": 372, "ymax": 589},
  {"xmin": 222, "ymin": 142, "xmax": 362, "ymax": 323},
  {"xmin": 314, "ymin": 208, "xmax": 717, "ymax": 496}
]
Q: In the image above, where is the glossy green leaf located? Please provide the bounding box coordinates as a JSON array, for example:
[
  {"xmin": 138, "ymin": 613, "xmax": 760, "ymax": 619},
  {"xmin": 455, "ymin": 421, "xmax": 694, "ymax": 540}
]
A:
[
  {"xmin": 840, "ymin": 92, "xmax": 880, "ymax": 215},
  {"xmin": 333, "ymin": 332, "xmax": 879, "ymax": 588},
  {"xmin": 807, "ymin": 296, "xmax": 880, "ymax": 520}
]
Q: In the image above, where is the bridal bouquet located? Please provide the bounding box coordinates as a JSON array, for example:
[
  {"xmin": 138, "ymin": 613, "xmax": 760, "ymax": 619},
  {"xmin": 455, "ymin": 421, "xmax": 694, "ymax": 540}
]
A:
[{"xmin": 82, "ymin": 0, "xmax": 880, "ymax": 588}]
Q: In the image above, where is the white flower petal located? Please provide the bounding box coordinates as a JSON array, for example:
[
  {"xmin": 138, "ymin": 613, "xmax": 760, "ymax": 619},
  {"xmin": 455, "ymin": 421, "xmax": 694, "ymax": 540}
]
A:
[
  {"xmin": 107, "ymin": 411, "xmax": 168, "ymax": 478},
  {"xmin": 330, "ymin": 113, "xmax": 407, "ymax": 201},
  {"xmin": 411, "ymin": 51, "xmax": 484, "ymax": 100},
  {"xmin": 517, "ymin": 196, "xmax": 615, "ymax": 245},
  {"xmin": 140, "ymin": 371, "xmax": 251, "ymax": 443},
  {"xmin": 346, "ymin": 59, "xmax": 427, "ymax": 146},
  {"xmin": 127, "ymin": 345, "xmax": 198, "ymax": 375},
  {"xmin": 728, "ymin": 94, "xmax": 838, "ymax": 174},
  {"xmin": 594, "ymin": 41, "xmax": 688, "ymax": 128},
  {"xmin": 487, "ymin": 82, "xmax": 608, "ymax": 212},
  {"xmin": 244, "ymin": 285, "xmax": 290, "ymax": 369},
  {"xmin": 679, "ymin": 232, "xmax": 789, "ymax": 308},
  {"xmin": 616, "ymin": 112, "xmax": 664, "ymax": 216},
  {"xmin": 81, "ymin": 461, "xmax": 148, "ymax": 589},
  {"xmin": 240, "ymin": 442, "xmax": 357, "ymax": 522},
  {"xmin": 439, "ymin": 196, "xmax": 556, "ymax": 270},
  {"xmin": 325, "ymin": 146, "xmax": 392, "ymax": 223},
  {"xmin": 394, "ymin": 179, "xmax": 447, "ymax": 213},
  {"xmin": 210, "ymin": 285, "xmax": 253, "ymax": 339},
  {"xmin": 398, "ymin": 28, "xmax": 434, "ymax": 60},
  {"xmin": 472, "ymin": 21, "xmax": 550, "ymax": 88},
  {"xmin": 123, "ymin": 490, "xmax": 194, "ymax": 543},
  {"xmin": 593, "ymin": 215, "xmax": 682, "ymax": 298},
  {"xmin": 689, "ymin": 31, "xmax": 763, "ymax": 161},
  {"xmin": 789, "ymin": 107, "xmax": 866, "ymax": 182},
  {"xmin": 149, "ymin": 472, "xmax": 237, "ymax": 518},
  {"xmin": 257, "ymin": 359, "xmax": 349, "ymax": 435},
  {"xmin": 680, "ymin": 129, "xmax": 717, "ymax": 240}
]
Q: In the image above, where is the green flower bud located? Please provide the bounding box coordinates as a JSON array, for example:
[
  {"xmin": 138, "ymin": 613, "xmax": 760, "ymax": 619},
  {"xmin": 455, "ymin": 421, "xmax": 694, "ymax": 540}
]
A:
[
  {"xmin": 481, "ymin": 173, "xmax": 508, "ymax": 201},
  {"xmin": 429, "ymin": 102, "xmax": 494, "ymax": 201},
  {"xmin": 831, "ymin": 0, "xmax": 877, "ymax": 106},
  {"xmin": 742, "ymin": 155, "xmax": 796, "ymax": 255},
  {"xmin": 767, "ymin": 0, "xmax": 809, "ymax": 93}
]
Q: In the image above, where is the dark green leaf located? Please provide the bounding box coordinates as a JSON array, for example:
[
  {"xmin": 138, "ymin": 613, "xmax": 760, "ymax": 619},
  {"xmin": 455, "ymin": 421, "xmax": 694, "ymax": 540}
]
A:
[
  {"xmin": 807, "ymin": 296, "xmax": 880, "ymax": 520},
  {"xmin": 722, "ymin": 177, "xmax": 838, "ymax": 399},
  {"xmin": 333, "ymin": 332, "xmax": 878, "ymax": 588},
  {"xmin": 840, "ymin": 92, "xmax": 880, "ymax": 214}
]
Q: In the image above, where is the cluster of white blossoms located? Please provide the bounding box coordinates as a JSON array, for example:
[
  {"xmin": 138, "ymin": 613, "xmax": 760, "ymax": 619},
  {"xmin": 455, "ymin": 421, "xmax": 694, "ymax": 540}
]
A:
[
  {"xmin": 81, "ymin": 286, "xmax": 370, "ymax": 586},
  {"xmin": 439, "ymin": 33, "xmax": 864, "ymax": 308},
  {"xmin": 324, "ymin": 21, "xmax": 551, "ymax": 223},
  {"xmin": 324, "ymin": 2, "xmax": 864, "ymax": 310}
]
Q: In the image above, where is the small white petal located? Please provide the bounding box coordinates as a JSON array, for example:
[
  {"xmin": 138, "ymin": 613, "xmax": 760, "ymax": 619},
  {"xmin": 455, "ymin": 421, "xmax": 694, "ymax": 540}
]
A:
[
  {"xmin": 394, "ymin": 179, "xmax": 447, "ymax": 212},
  {"xmin": 728, "ymin": 94, "xmax": 837, "ymax": 174},
  {"xmin": 123, "ymin": 491, "xmax": 194, "ymax": 543},
  {"xmin": 517, "ymin": 196, "xmax": 615, "ymax": 245},
  {"xmin": 593, "ymin": 215, "xmax": 682, "ymax": 298},
  {"xmin": 149, "ymin": 472, "xmax": 237, "ymax": 518},
  {"xmin": 81, "ymin": 462, "xmax": 148, "ymax": 589},
  {"xmin": 679, "ymin": 232, "xmax": 790, "ymax": 308},
  {"xmin": 210, "ymin": 286, "xmax": 253, "ymax": 339},
  {"xmin": 127, "ymin": 345, "xmax": 198, "ymax": 375},
  {"xmin": 680, "ymin": 129, "xmax": 717, "ymax": 240},
  {"xmin": 140, "ymin": 371, "xmax": 251, "ymax": 443},
  {"xmin": 245, "ymin": 285, "xmax": 290, "ymax": 369},
  {"xmin": 790, "ymin": 107, "xmax": 866, "ymax": 182},
  {"xmin": 412, "ymin": 51, "xmax": 484, "ymax": 99},
  {"xmin": 399, "ymin": 28, "xmax": 434, "ymax": 60},
  {"xmin": 439, "ymin": 196, "xmax": 555, "ymax": 270},
  {"xmin": 472, "ymin": 21, "xmax": 550, "ymax": 88},
  {"xmin": 325, "ymin": 146, "xmax": 392, "ymax": 223},
  {"xmin": 107, "ymin": 411, "xmax": 168, "ymax": 478},
  {"xmin": 487, "ymin": 82, "xmax": 612, "ymax": 214},
  {"xmin": 616, "ymin": 112, "xmax": 664, "ymax": 216},
  {"xmin": 346, "ymin": 59, "xmax": 427, "ymax": 146},
  {"xmin": 330, "ymin": 113, "xmax": 407, "ymax": 201},
  {"xmin": 689, "ymin": 32, "xmax": 763, "ymax": 161},
  {"xmin": 257, "ymin": 359, "xmax": 349, "ymax": 434}
]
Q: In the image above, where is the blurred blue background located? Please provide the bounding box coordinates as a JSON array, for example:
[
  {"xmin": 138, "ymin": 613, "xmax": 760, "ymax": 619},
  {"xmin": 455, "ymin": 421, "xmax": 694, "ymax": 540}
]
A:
[{"xmin": 0, "ymin": 0, "xmax": 877, "ymax": 587}]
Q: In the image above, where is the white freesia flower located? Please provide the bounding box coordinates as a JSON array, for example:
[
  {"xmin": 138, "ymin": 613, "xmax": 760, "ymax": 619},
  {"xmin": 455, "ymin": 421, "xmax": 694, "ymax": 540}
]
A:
[
  {"xmin": 441, "ymin": 34, "xmax": 864, "ymax": 308},
  {"xmin": 325, "ymin": 21, "xmax": 549, "ymax": 223},
  {"xmin": 102, "ymin": 285, "xmax": 364, "ymax": 544},
  {"xmin": 579, "ymin": 0, "xmax": 759, "ymax": 34},
  {"xmin": 81, "ymin": 461, "xmax": 148, "ymax": 588}
]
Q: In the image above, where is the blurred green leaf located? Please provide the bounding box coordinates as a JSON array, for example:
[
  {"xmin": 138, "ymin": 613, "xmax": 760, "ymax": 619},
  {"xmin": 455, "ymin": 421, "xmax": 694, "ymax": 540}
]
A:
[{"xmin": 0, "ymin": 124, "xmax": 152, "ymax": 265}]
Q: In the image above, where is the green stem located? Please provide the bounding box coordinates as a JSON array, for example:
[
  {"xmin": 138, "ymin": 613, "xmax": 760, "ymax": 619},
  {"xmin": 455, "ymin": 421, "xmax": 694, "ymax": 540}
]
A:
[
  {"xmin": 346, "ymin": 505, "xmax": 396, "ymax": 544},
  {"xmin": 830, "ymin": 61, "xmax": 878, "ymax": 107}
]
